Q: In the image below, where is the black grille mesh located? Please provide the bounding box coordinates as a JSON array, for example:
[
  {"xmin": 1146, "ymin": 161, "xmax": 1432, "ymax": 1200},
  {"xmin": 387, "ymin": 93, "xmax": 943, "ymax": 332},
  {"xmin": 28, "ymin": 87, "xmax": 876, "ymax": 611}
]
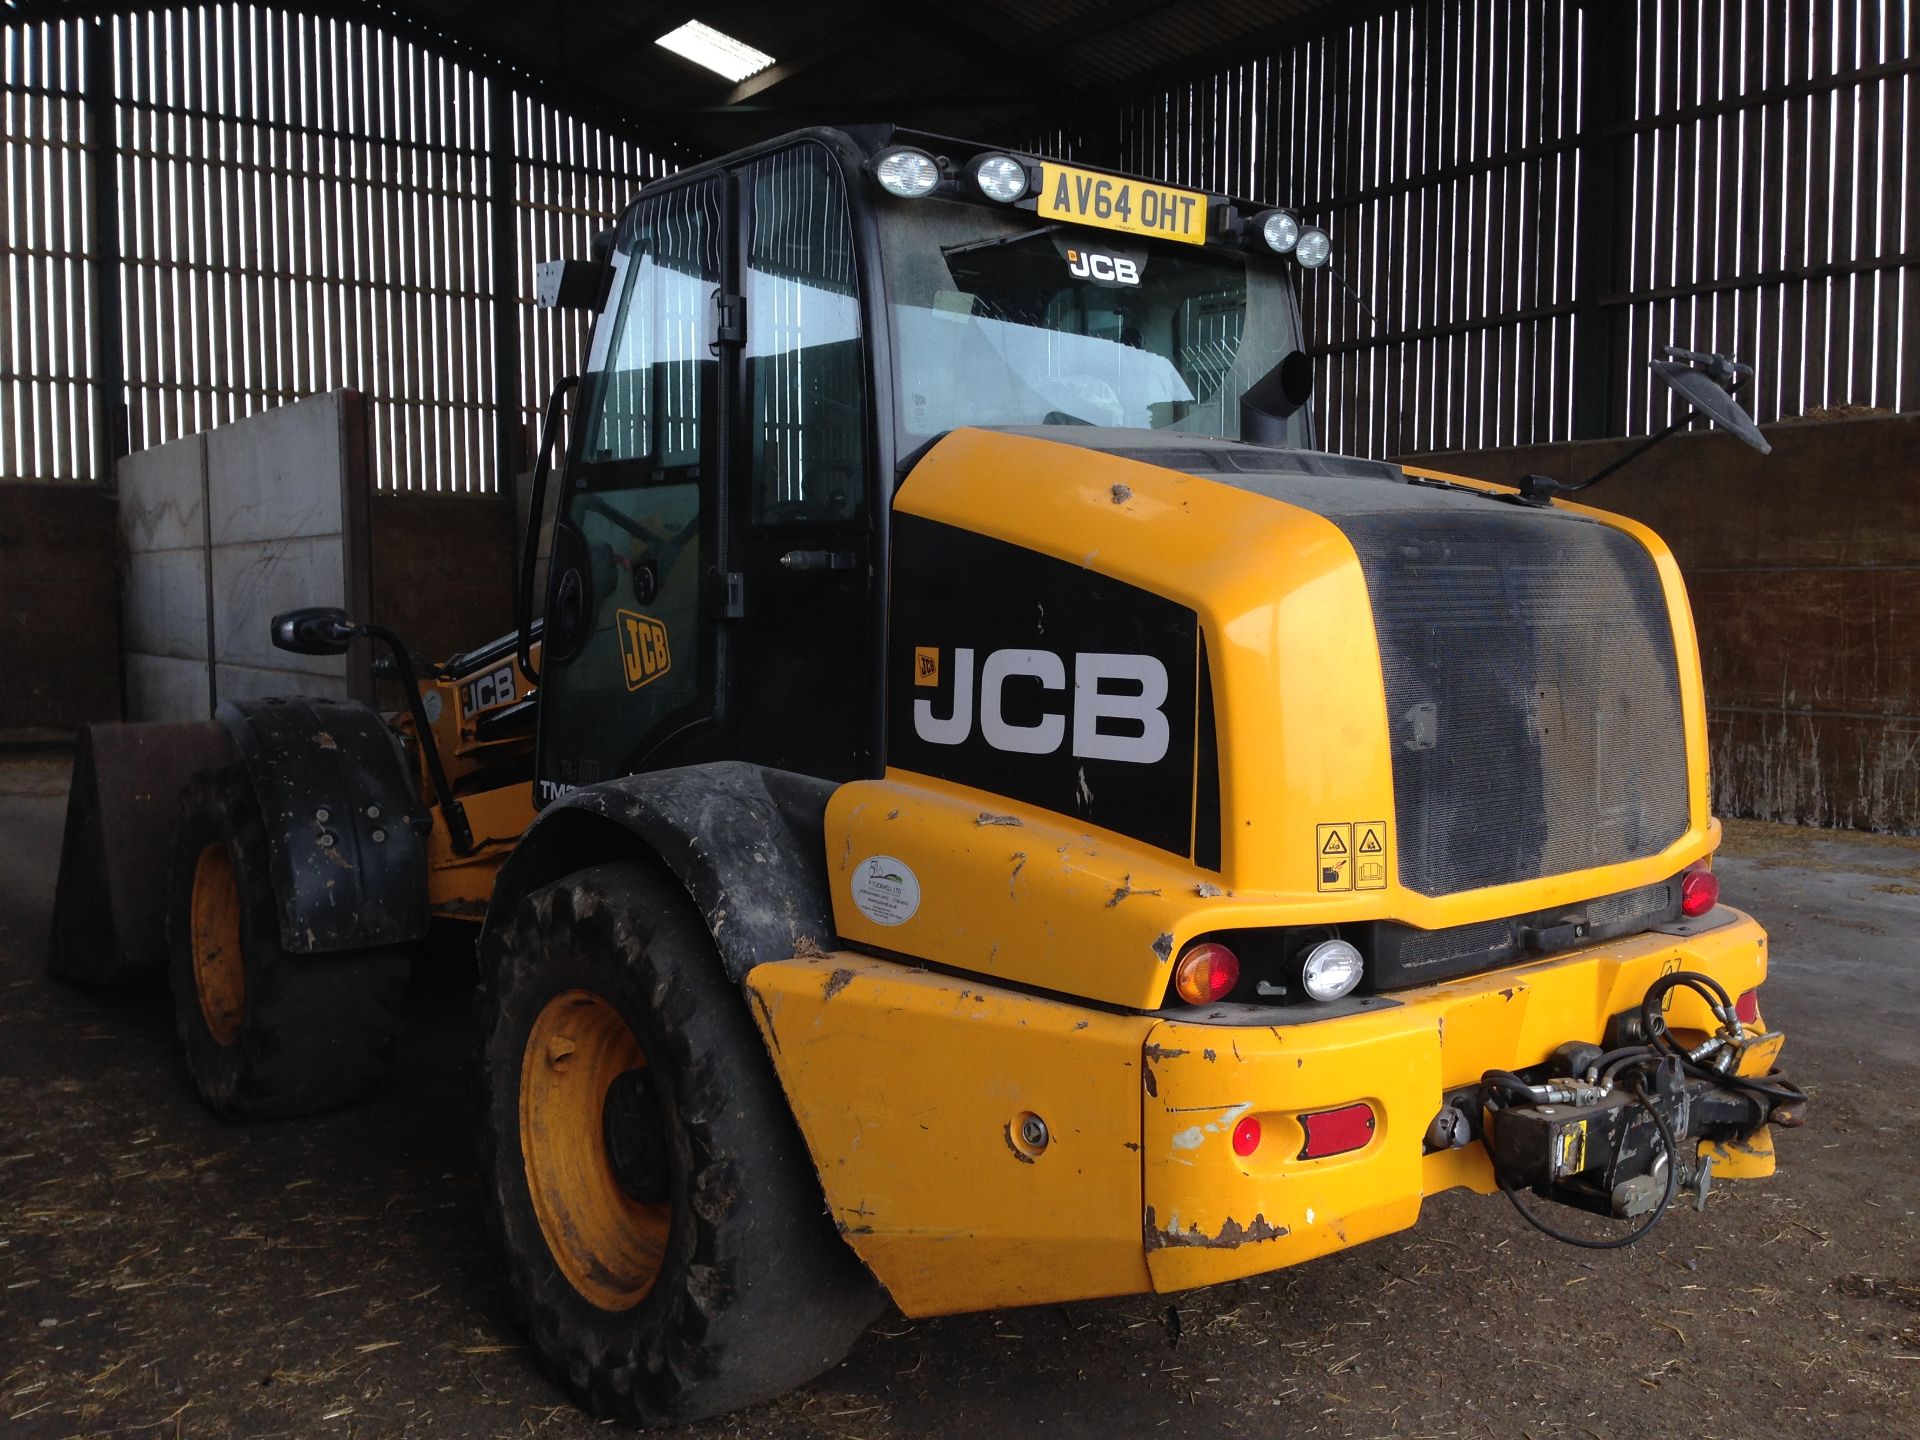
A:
[
  {"xmin": 1336, "ymin": 510, "xmax": 1689, "ymax": 896},
  {"xmin": 1588, "ymin": 883, "xmax": 1675, "ymax": 927}
]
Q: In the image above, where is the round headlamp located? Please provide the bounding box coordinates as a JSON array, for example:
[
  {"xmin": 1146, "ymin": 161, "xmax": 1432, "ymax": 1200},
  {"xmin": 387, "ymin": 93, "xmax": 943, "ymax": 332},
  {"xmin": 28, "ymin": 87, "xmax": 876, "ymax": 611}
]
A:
[
  {"xmin": 873, "ymin": 147, "xmax": 940, "ymax": 199},
  {"xmin": 970, "ymin": 153, "xmax": 1028, "ymax": 203},
  {"xmin": 1299, "ymin": 938, "xmax": 1363, "ymax": 1002},
  {"xmin": 1294, "ymin": 226, "xmax": 1333, "ymax": 269},
  {"xmin": 1258, "ymin": 209, "xmax": 1300, "ymax": 253}
]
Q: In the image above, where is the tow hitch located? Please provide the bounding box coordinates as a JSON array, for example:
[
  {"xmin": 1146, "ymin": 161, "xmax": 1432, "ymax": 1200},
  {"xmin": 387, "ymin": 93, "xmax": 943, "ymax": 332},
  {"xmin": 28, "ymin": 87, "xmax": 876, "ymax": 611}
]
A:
[{"xmin": 1463, "ymin": 970, "xmax": 1806, "ymax": 1248}]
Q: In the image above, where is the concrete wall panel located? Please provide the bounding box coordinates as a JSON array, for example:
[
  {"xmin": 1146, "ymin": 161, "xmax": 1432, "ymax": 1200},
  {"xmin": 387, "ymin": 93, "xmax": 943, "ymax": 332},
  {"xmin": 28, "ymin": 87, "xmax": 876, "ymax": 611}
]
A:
[
  {"xmin": 123, "ymin": 654, "xmax": 212, "ymax": 724},
  {"xmin": 119, "ymin": 547, "xmax": 209, "ymax": 663},
  {"xmin": 209, "ymin": 538, "xmax": 352, "ymax": 679},
  {"xmin": 116, "ymin": 390, "xmax": 372, "ymax": 721},
  {"xmin": 205, "ymin": 396, "xmax": 346, "ymax": 545}
]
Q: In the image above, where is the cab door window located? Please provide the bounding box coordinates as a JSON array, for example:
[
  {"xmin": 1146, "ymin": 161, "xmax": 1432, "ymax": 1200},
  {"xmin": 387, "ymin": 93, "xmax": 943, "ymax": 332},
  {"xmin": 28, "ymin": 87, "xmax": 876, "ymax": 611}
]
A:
[
  {"xmin": 537, "ymin": 179, "xmax": 723, "ymax": 796},
  {"xmin": 744, "ymin": 144, "xmax": 868, "ymax": 525}
]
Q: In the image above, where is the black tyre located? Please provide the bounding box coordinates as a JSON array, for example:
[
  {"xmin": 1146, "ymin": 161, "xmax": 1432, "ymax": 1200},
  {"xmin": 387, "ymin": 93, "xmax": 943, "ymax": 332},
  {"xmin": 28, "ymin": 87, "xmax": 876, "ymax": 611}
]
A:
[
  {"xmin": 166, "ymin": 762, "xmax": 409, "ymax": 1120},
  {"xmin": 478, "ymin": 861, "xmax": 882, "ymax": 1424}
]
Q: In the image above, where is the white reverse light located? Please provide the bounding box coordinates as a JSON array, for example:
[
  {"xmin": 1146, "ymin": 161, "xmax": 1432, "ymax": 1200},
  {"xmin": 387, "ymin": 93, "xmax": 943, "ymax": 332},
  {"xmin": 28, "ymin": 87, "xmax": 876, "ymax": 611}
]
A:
[
  {"xmin": 1299, "ymin": 938, "xmax": 1364, "ymax": 1002},
  {"xmin": 1294, "ymin": 226, "xmax": 1333, "ymax": 269},
  {"xmin": 655, "ymin": 20, "xmax": 775, "ymax": 83},
  {"xmin": 971, "ymin": 154, "xmax": 1028, "ymax": 203},
  {"xmin": 1259, "ymin": 210, "xmax": 1300, "ymax": 253},
  {"xmin": 873, "ymin": 147, "xmax": 941, "ymax": 198}
]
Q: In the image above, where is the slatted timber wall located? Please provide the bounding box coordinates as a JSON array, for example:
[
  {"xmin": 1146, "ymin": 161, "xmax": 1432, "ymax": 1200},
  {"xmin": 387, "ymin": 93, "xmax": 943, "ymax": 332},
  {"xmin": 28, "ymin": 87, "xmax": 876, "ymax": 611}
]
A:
[
  {"xmin": 1114, "ymin": 0, "xmax": 1918, "ymax": 456},
  {"xmin": 1, "ymin": 6, "xmax": 668, "ymax": 490}
]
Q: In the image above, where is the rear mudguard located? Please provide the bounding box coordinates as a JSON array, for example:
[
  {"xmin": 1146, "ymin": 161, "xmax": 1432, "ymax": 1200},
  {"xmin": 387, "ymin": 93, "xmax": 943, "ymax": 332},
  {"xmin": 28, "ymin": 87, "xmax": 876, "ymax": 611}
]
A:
[
  {"xmin": 218, "ymin": 697, "xmax": 431, "ymax": 954},
  {"xmin": 481, "ymin": 762, "xmax": 837, "ymax": 983}
]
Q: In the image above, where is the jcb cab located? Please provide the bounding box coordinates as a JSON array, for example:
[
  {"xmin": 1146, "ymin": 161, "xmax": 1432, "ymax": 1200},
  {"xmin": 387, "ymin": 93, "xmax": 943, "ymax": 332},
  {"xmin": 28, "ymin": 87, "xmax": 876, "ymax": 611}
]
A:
[{"xmin": 66, "ymin": 126, "xmax": 1802, "ymax": 1424}]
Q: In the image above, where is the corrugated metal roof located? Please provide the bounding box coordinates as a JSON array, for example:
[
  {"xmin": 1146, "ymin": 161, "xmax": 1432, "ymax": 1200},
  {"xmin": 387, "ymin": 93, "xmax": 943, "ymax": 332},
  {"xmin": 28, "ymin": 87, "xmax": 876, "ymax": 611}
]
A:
[{"xmin": 355, "ymin": 0, "xmax": 1359, "ymax": 157}]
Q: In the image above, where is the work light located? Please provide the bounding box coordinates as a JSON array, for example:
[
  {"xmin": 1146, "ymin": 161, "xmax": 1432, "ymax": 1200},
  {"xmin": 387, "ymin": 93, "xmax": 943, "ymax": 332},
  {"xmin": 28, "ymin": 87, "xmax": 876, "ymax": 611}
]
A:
[
  {"xmin": 1294, "ymin": 226, "xmax": 1332, "ymax": 269},
  {"xmin": 1258, "ymin": 209, "xmax": 1300, "ymax": 253},
  {"xmin": 970, "ymin": 153, "xmax": 1028, "ymax": 203},
  {"xmin": 873, "ymin": 147, "xmax": 940, "ymax": 198},
  {"xmin": 1299, "ymin": 938, "xmax": 1363, "ymax": 1001}
]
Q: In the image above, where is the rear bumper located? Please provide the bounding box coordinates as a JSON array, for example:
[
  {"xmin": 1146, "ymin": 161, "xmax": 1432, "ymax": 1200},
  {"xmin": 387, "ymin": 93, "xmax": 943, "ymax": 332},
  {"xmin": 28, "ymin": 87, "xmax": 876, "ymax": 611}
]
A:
[
  {"xmin": 745, "ymin": 907, "xmax": 1783, "ymax": 1316},
  {"xmin": 1139, "ymin": 907, "xmax": 1775, "ymax": 1293}
]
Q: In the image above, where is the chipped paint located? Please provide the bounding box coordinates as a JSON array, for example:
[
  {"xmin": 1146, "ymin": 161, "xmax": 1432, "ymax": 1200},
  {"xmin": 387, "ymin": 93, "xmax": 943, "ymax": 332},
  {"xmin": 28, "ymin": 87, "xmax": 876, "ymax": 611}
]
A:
[
  {"xmin": 1001, "ymin": 1124, "xmax": 1037, "ymax": 1165},
  {"xmin": 1143, "ymin": 1206, "xmax": 1288, "ymax": 1251},
  {"xmin": 1105, "ymin": 873, "xmax": 1163, "ymax": 907},
  {"xmin": 1110, "ymin": 482, "xmax": 1133, "ymax": 503},
  {"xmin": 1151, "ymin": 932, "xmax": 1174, "ymax": 963},
  {"xmin": 1171, "ymin": 1126, "xmax": 1205, "ymax": 1150},
  {"xmin": 822, "ymin": 967, "xmax": 856, "ymax": 1002},
  {"xmin": 976, "ymin": 811, "xmax": 1023, "ymax": 827},
  {"xmin": 1194, "ymin": 881, "xmax": 1226, "ymax": 897},
  {"xmin": 1009, "ymin": 851, "xmax": 1028, "ymax": 897}
]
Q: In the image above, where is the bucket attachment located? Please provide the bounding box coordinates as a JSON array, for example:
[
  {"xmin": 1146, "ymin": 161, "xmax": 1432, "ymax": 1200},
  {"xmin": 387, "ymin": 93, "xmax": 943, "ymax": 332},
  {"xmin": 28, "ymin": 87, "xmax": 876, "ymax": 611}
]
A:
[{"xmin": 48, "ymin": 720, "xmax": 233, "ymax": 986}]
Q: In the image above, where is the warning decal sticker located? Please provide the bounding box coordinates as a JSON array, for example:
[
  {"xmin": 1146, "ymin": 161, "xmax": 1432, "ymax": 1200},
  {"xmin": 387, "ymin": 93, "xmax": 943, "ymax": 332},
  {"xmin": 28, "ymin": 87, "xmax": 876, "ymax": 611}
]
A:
[
  {"xmin": 1315, "ymin": 824, "xmax": 1351, "ymax": 892},
  {"xmin": 1317, "ymin": 822, "xmax": 1389, "ymax": 892},
  {"xmin": 1355, "ymin": 821, "xmax": 1387, "ymax": 891}
]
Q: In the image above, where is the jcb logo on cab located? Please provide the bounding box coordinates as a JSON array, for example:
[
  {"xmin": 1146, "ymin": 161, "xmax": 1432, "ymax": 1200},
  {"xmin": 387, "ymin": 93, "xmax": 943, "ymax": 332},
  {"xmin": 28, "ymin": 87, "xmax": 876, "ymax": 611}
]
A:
[
  {"xmin": 617, "ymin": 610, "xmax": 671, "ymax": 691},
  {"xmin": 1066, "ymin": 248, "xmax": 1140, "ymax": 285},
  {"xmin": 913, "ymin": 646, "xmax": 1169, "ymax": 765}
]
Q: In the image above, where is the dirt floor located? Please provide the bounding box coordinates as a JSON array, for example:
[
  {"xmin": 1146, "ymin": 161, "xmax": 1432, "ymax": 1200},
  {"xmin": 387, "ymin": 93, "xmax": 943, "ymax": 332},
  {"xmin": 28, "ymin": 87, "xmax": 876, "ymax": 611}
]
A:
[{"xmin": 1, "ymin": 750, "xmax": 1916, "ymax": 1439}]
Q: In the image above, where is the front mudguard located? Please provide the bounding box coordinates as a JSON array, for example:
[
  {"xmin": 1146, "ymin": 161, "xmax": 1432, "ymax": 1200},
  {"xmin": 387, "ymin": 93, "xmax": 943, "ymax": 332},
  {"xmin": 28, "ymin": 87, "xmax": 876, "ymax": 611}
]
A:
[
  {"xmin": 218, "ymin": 697, "xmax": 431, "ymax": 954},
  {"xmin": 481, "ymin": 762, "xmax": 838, "ymax": 984}
]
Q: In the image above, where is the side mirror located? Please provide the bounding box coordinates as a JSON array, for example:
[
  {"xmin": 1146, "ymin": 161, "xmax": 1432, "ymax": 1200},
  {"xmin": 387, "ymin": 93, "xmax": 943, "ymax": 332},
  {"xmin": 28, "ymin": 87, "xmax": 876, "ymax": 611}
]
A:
[
  {"xmin": 1653, "ymin": 347, "xmax": 1772, "ymax": 455},
  {"xmin": 271, "ymin": 607, "xmax": 359, "ymax": 656},
  {"xmin": 535, "ymin": 258, "xmax": 609, "ymax": 311}
]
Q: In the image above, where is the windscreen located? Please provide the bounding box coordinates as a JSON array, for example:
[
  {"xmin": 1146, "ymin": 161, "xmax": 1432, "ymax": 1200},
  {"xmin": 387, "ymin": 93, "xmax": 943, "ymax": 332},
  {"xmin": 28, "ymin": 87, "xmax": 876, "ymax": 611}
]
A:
[{"xmin": 875, "ymin": 198, "xmax": 1307, "ymax": 448}]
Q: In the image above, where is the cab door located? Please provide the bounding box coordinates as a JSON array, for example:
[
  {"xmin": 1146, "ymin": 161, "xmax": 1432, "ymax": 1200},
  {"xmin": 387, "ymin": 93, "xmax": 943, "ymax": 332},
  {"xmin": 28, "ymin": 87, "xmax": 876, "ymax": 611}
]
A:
[
  {"xmin": 535, "ymin": 177, "xmax": 726, "ymax": 800},
  {"xmin": 726, "ymin": 141, "xmax": 875, "ymax": 779}
]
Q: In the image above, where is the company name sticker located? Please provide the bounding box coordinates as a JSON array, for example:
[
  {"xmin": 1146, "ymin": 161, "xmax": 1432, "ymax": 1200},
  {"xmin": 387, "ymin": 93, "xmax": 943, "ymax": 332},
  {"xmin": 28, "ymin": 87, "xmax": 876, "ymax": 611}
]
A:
[{"xmin": 850, "ymin": 855, "xmax": 921, "ymax": 927}]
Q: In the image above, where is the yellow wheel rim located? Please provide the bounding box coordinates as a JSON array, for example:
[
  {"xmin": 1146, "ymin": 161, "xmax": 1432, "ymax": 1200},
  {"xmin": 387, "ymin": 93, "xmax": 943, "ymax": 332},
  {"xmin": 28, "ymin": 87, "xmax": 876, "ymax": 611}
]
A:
[
  {"xmin": 519, "ymin": 989, "xmax": 670, "ymax": 1310},
  {"xmin": 189, "ymin": 843, "xmax": 246, "ymax": 1046}
]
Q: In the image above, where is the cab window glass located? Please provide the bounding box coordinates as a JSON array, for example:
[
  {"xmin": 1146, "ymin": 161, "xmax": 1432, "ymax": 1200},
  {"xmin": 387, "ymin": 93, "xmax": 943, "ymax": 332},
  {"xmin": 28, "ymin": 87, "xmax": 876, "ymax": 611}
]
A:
[
  {"xmin": 743, "ymin": 144, "xmax": 868, "ymax": 526},
  {"xmin": 538, "ymin": 180, "xmax": 721, "ymax": 793}
]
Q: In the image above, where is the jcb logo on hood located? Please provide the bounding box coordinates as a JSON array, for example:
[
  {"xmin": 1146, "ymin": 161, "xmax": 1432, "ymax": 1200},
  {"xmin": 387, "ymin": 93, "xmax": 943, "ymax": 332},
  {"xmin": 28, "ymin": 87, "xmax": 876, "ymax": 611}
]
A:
[{"xmin": 912, "ymin": 647, "xmax": 1169, "ymax": 764}]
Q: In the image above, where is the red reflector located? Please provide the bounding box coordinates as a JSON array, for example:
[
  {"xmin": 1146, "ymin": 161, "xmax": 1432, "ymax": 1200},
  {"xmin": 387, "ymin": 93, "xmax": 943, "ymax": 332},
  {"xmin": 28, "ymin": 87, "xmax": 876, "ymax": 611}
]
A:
[
  {"xmin": 1232, "ymin": 1114, "xmax": 1262, "ymax": 1157},
  {"xmin": 1680, "ymin": 868, "xmax": 1720, "ymax": 917},
  {"xmin": 1297, "ymin": 1102, "xmax": 1375, "ymax": 1160},
  {"xmin": 1735, "ymin": 988, "xmax": 1761, "ymax": 1024}
]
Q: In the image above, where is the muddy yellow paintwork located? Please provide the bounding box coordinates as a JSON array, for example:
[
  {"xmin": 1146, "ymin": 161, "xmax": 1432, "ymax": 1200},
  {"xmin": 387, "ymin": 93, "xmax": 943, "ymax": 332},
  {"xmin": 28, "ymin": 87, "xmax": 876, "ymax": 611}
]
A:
[
  {"xmin": 744, "ymin": 953, "xmax": 1153, "ymax": 1315},
  {"xmin": 748, "ymin": 911, "xmax": 1777, "ymax": 1315},
  {"xmin": 830, "ymin": 429, "xmax": 1719, "ymax": 1011},
  {"xmin": 424, "ymin": 780, "xmax": 537, "ymax": 918}
]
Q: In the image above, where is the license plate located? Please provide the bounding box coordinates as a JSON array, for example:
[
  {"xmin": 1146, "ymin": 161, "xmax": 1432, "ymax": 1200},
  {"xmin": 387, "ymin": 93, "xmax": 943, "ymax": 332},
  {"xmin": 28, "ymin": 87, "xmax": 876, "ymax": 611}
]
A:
[{"xmin": 1034, "ymin": 163, "xmax": 1209, "ymax": 246}]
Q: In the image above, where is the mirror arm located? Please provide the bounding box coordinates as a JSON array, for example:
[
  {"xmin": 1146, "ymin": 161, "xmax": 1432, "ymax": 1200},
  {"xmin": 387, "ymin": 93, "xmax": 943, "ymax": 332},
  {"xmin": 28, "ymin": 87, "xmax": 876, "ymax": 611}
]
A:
[
  {"xmin": 517, "ymin": 374, "xmax": 578, "ymax": 686},
  {"xmin": 357, "ymin": 623, "xmax": 474, "ymax": 855},
  {"xmin": 1560, "ymin": 411, "xmax": 1693, "ymax": 493}
]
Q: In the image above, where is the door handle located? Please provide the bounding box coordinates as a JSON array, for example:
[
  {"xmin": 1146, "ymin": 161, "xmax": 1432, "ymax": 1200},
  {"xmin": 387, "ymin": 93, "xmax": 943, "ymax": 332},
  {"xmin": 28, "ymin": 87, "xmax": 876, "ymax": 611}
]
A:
[{"xmin": 779, "ymin": 549, "xmax": 858, "ymax": 572}]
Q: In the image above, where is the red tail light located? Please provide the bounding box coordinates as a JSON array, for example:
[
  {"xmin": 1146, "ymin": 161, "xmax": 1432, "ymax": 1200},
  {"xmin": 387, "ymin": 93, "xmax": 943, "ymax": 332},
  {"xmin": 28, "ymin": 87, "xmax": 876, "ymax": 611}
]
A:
[
  {"xmin": 1680, "ymin": 868, "xmax": 1720, "ymax": 917},
  {"xmin": 1232, "ymin": 1114, "xmax": 1262, "ymax": 1156},
  {"xmin": 1735, "ymin": 988, "xmax": 1761, "ymax": 1024},
  {"xmin": 1172, "ymin": 942, "xmax": 1240, "ymax": 1005},
  {"xmin": 1298, "ymin": 1102, "xmax": 1376, "ymax": 1159}
]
